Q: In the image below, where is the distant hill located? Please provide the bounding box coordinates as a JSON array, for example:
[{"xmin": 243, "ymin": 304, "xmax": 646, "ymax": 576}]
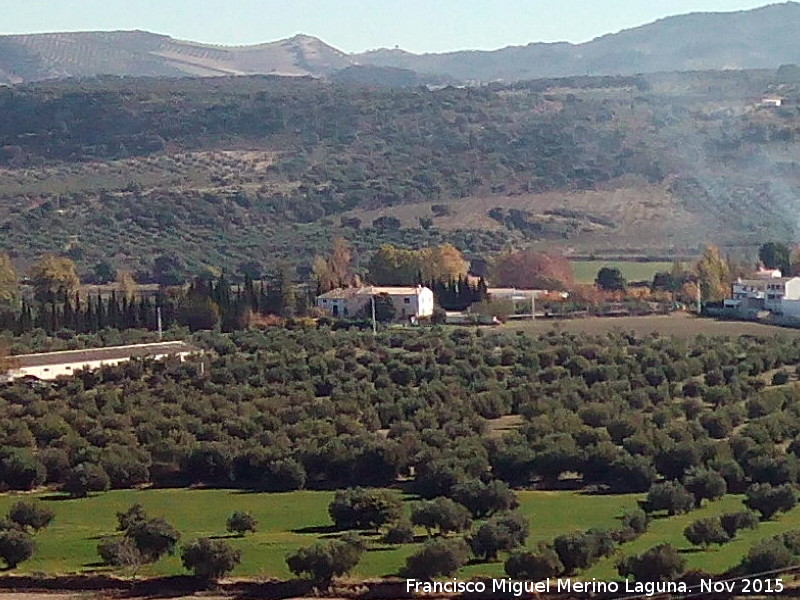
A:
[
  {"xmin": 4, "ymin": 4, "xmax": 800, "ymax": 85},
  {"xmin": 355, "ymin": 2, "xmax": 800, "ymax": 82},
  {"xmin": 0, "ymin": 30, "xmax": 351, "ymax": 84},
  {"xmin": 1, "ymin": 68, "xmax": 799, "ymax": 276}
]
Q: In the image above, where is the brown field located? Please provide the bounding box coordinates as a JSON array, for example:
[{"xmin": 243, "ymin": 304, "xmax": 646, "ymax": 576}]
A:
[
  {"xmin": 345, "ymin": 178, "xmax": 722, "ymax": 252},
  {"xmin": 504, "ymin": 312, "xmax": 800, "ymax": 339}
]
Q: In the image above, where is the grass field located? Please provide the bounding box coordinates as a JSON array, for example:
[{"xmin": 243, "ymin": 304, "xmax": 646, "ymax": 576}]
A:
[
  {"xmin": 505, "ymin": 313, "xmax": 800, "ymax": 339},
  {"xmin": 1, "ymin": 488, "xmax": 799, "ymax": 580},
  {"xmin": 572, "ymin": 260, "xmax": 673, "ymax": 284}
]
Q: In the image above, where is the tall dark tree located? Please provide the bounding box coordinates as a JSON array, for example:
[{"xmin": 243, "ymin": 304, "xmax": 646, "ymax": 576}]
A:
[
  {"xmin": 595, "ymin": 267, "xmax": 626, "ymax": 291},
  {"xmin": 759, "ymin": 242, "xmax": 791, "ymax": 274}
]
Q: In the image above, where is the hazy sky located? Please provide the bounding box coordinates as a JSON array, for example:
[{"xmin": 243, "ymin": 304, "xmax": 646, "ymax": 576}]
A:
[{"xmin": 0, "ymin": 1, "xmax": 781, "ymax": 53}]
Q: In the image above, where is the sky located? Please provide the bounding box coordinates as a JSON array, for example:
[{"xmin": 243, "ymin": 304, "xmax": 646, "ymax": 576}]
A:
[{"xmin": 0, "ymin": 0, "xmax": 783, "ymax": 53}]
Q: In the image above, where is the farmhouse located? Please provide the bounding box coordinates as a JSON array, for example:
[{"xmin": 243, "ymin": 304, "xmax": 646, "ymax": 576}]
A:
[
  {"xmin": 3, "ymin": 341, "xmax": 197, "ymax": 382},
  {"xmin": 725, "ymin": 275, "xmax": 800, "ymax": 317},
  {"xmin": 316, "ymin": 285, "xmax": 435, "ymax": 320}
]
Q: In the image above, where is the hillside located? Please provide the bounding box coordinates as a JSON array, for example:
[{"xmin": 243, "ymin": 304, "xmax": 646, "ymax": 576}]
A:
[
  {"xmin": 1, "ymin": 68, "xmax": 800, "ymax": 280},
  {"xmin": 356, "ymin": 3, "xmax": 800, "ymax": 82},
  {"xmin": 0, "ymin": 30, "xmax": 351, "ymax": 84},
  {"xmin": 4, "ymin": 4, "xmax": 800, "ymax": 85}
]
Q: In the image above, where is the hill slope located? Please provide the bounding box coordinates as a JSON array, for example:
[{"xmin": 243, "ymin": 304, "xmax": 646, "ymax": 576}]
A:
[
  {"xmin": 1, "ymin": 68, "xmax": 799, "ymax": 279},
  {"xmin": 0, "ymin": 31, "xmax": 351, "ymax": 84},
  {"xmin": 4, "ymin": 4, "xmax": 800, "ymax": 85},
  {"xmin": 356, "ymin": 2, "xmax": 800, "ymax": 81}
]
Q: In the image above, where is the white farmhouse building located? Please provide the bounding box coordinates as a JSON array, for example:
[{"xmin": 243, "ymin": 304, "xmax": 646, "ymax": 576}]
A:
[
  {"xmin": 316, "ymin": 285, "xmax": 434, "ymax": 320},
  {"xmin": 725, "ymin": 276, "xmax": 800, "ymax": 315},
  {"xmin": 3, "ymin": 341, "xmax": 197, "ymax": 382}
]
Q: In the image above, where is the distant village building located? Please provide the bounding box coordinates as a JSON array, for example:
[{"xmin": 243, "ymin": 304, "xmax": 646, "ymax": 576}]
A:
[
  {"xmin": 725, "ymin": 275, "xmax": 800, "ymax": 317},
  {"xmin": 487, "ymin": 288, "xmax": 549, "ymax": 302},
  {"xmin": 316, "ymin": 286, "xmax": 435, "ymax": 320},
  {"xmin": 760, "ymin": 97, "xmax": 785, "ymax": 108},
  {"xmin": 487, "ymin": 288, "xmax": 568, "ymax": 301},
  {"xmin": 3, "ymin": 341, "xmax": 197, "ymax": 382}
]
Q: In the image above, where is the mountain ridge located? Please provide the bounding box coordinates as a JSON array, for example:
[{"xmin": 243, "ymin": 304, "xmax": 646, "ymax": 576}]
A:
[
  {"xmin": 355, "ymin": 2, "xmax": 800, "ymax": 81},
  {"xmin": 2, "ymin": 3, "xmax": 800, "ymax": 84}
]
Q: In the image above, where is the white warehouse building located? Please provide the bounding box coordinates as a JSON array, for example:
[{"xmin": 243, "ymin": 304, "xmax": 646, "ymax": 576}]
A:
[{"xmin": 2, "ymin": 341, "xmax": 197, "ymax": 382}]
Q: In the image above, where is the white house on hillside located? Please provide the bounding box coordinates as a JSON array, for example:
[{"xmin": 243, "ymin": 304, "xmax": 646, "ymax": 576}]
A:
[{"xmin": 316, "ymin": 286, "xmax": 434, "ymax": 320}]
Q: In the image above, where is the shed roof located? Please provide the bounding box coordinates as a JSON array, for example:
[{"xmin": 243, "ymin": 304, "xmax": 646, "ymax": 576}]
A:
[
  {"xmin": 317, "ymin": 286, "xmax": 429, "ymax": 299},
  {"xmin": 13, "ymin": 341, "xmax": 197, "ymax": 369}
]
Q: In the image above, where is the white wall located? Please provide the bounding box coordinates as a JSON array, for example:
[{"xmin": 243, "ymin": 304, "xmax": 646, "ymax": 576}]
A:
[
  {"xmin": 785, "ymin": 278, "xmax": 800, "ymax": 301},
  {"xmin": 9, "ymin": 352, "xmax": 192, "ymax": 381}
]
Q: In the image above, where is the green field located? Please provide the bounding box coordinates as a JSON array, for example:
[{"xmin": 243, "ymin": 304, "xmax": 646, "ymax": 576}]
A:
[
  {"xmin": 2, "ymin": 488, "xmax": 799, "ymax": 579},
  {"xmin": 572, "ymin": 260, "xmax": 673, "ymax": 284}
]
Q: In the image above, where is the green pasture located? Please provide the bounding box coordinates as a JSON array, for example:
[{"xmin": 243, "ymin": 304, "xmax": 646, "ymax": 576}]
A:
[
  {"xmin": 0, "ymin": 488, "xmax": 797, "ymax": 579},
  {"xmin": 572, "ymin": 260, "xmax": 673, "ymax": 284}
]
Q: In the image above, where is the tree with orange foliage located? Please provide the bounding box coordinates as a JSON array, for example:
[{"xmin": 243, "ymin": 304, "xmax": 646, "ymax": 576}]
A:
[
  {"xmin": 0, "ymin": 253, "xmax": 17, "ymax": 306},
  {"xmin": 313, "ymin": 238, "xmax": 355, "ymax": 292},
  {"xmin": 695, "ymin": 245, "xmax": 730, "ymax": 302},
  {"xmin": 30, "ymin": 254, "xmax": 80, "ymax": 302},
  {"xmin": 490, "ymin": 251, "xmax": 574, "ymax": 290},
  {"xmin": 367, "ymin": 244, "xmax": 468, "ymax": 286},
  {"xmin": 420, "ymin": 244, "xmax": 469, "ymax": 282}
]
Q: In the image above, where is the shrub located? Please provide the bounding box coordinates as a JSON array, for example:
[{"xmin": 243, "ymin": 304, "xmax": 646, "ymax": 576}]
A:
[
  {"xmin": 0, "ymin": 529, "xmax": 34, "ymax": 568},
  {"xmin": 720, "ymin": 511, "xmax": 759, "ymax": 539},
  {"xmin": 181, "ymin": 537, "xmax": 242, "ymax": 580},
  {"xmin": 328, "ymin": 488, "xmax": 402, "ymax": 531},
  {"xmin": 773, "ymin": 371, "xmax": 790, "ymax": 385},
  {"xmin": 451, "ymin": 479, "xmax": 518, "ymax": 518},
  {"xmin": 125, "ymin": 517, "xmax": 180, "ymax": 562},
  {"xmin": 383, "ymin": 520, "xmax": 414, "ymax": 545},
  {"xmin": 286, "ymin": 536, "xmax": 364, "ymax": 584},
  {"xmin": 745, "ymin": 483, "xmax": 798, "ymax": 520},
  {"xmin": 618, "ymin": 543, "xmax": 685, "ymax": 582},
  {"xmin": 683, "ymin": 517, "xmax": 730, "ymax": 548},
  {"xmin": 504, "ymin": 546, "xmax": 564, "ymax": 580},
  {"xmin": 411, "ymin": 497, "xmax": 472, "ymax": 536},
  {"xmin": 683, "ymin": 467, "xmax": 727, "ymax": 507},
  {"xmin": 0, "ymin": 449, "xmax": 46, "ymax": 491},
  {"xmin": 7, "ymin": 501, "xmax": 54, "ymax": 532},
  {"xmin": 620, "ymin": 509, "xmax": 649, "ymax": 535},
  {"xmin": 470, "ymin": 520, "xmax": 522, "ymax": 562},
  {"xmin": 739, "ymin": 536, "xmax": 798, "ymax": 574},
  {"xmin": 116, "ymin": 504, "xmax": 148, "ymax": 531},
  {"xmin": 226, "ymin": 511, "xmax": 258, "ymax": 536},
  {"xmin": 402, "ymin": 538, "xmax": 470, "ymax": 579},
  {"xmin": 97, "ymin": 537, "xmax": 142, "ymax": 568},
  {"xmin": 643, "ymin": 481, "xmax": 694, "ymax": 516},
  {"xmin": 553, "ymin": 530, "xmax": 615, "ymax": 574},
  {"xmin": 63, "ymin": 462, "xmax": 110, "ymax": 498}
]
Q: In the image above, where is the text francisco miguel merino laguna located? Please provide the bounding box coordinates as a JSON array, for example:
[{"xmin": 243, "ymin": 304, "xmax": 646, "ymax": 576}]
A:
[{"xmin": 406, "ymin": 577, "xmax": 785, "ymax": 597}]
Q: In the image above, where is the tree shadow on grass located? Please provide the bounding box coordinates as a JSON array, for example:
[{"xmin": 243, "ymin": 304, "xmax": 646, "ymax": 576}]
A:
[
  {"xmin": 291, "ymin": 524, "xmax": 339, "ymax": 535},
  {"xmin": 39, "ymin": 494, "xmax": 75, "ymax": 502},
  {"xmin": 678, "ymin": 547, "xmax": 704, "ymax": 554},
  {"xmin": 466, "ymin": 558, "xmax": 494, "ymax": 566},
  {"xmin": 209, "ymin": 533, "xmax": 241, "ymax": 540},
  {"xmin": 366, "ymin": 546, "xmax": 395, "ymax": 553}
]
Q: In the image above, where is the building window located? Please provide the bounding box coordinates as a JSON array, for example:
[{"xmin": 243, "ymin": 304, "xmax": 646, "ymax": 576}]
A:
[{"xmin": 404, "ymin": 298, "xmax": 411, "ymax": 304}]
